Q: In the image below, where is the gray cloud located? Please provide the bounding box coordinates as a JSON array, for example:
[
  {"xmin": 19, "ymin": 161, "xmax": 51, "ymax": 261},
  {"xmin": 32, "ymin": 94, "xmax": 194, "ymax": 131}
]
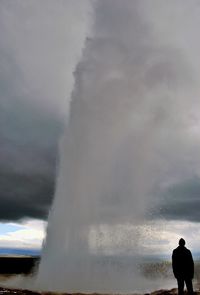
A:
[
  {"xmin": 0, "ymin": 45, "xmax": 60, "ymax": 220},
  {"xmin": 0, "ymin": 0, "xmax": 92, "ymax": 221},
  {"xmin": 155, "ymin": 178, "xmax": 200, "ymax": 222},
  {"xmin": 0, "ymin": 97, "xmax": 61, "ymax": 220},
  {"xmin": 0, "ymin": 0, "xmax": 91, "ymax": 118}
]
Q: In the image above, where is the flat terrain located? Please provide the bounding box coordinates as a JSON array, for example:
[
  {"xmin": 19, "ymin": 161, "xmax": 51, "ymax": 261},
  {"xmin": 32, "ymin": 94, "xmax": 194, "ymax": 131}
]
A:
[{"xmin": 0, "ymin": 287, "xmax": 198, "ymax": 295}]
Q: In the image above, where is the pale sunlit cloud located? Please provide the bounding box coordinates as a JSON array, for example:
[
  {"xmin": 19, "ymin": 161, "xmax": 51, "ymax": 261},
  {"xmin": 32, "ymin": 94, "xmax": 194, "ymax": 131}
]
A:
[{"xmin": 0, "ymin": 219, "xmax": 47, "ymax": 250}]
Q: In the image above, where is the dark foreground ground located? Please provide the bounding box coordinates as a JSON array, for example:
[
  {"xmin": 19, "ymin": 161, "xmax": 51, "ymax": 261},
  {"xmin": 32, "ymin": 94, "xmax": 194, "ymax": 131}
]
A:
[
  {"xmin": 0, "ymin": 257, "xmax": 39, "ymax": 274},
  {"xmin": 0, "ymin": 287, "xmax": 199, "ymax": 295}
]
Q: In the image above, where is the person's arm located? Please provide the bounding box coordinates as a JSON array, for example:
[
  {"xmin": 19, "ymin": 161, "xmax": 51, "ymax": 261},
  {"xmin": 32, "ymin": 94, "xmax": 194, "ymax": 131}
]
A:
[
  {"xmin": 189, "ymin": 251, "xmax": 194, "ymax": 279},
  {"xmin": 172, "ymin": 250, "xmax": 177, "ymax": 278}
]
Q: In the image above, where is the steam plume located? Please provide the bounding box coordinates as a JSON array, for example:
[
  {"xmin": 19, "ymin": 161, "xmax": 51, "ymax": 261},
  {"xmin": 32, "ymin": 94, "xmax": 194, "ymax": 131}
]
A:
[{"xmin": 36, "ymin": 0, "xmax": 200, "ymax": 292}]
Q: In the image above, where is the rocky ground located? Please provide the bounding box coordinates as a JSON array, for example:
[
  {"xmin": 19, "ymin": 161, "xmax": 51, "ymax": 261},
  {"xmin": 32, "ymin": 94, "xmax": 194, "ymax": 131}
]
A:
[{"xmin": 0, "ymin": 287, "xmax": 199, "ymax": 295}]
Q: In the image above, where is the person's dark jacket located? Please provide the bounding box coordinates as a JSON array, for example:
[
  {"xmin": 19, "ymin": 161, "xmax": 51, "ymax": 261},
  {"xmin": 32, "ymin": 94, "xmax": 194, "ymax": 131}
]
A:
[{"xmin": 172, "ymin": 245, "xmax": 194, "ymax": 279}]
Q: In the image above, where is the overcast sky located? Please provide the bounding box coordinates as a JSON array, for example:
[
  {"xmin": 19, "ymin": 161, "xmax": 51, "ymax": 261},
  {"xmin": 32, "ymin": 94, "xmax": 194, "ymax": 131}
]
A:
[
  {"xmin": 0, "ymin": 0, "xmax": 92, "ymax": 221},
  {"xmin": 1, "ymin": 0, "xmax": 200, "ymax": 255}
]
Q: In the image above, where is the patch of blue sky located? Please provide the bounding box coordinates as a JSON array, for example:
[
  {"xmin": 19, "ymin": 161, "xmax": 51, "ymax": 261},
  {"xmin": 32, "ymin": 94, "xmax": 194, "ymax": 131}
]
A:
[{"xmin": 0, "ymin": 223, "xmax": 23, "ymax": 235}]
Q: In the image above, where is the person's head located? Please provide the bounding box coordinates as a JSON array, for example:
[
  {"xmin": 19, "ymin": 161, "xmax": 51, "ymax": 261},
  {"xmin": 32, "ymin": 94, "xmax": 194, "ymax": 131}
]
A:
[{"xmin": 179, "ymin": 238, "xmax": 186, "ymax": 246}]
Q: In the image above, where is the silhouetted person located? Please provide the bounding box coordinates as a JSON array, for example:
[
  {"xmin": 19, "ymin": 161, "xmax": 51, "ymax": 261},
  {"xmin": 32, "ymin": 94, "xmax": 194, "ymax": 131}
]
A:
[{"xmin": 172, "ymin": 238, "xmax": 194, "ymax": 295}]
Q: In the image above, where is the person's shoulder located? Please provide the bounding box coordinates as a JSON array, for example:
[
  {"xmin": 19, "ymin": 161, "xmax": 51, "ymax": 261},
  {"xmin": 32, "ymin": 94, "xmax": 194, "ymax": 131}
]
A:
[
  {"xmin": 174, "ymin": 246, "xmax": 180, "ymax": 251},
  {"xmin": 185, "ymin": 247, "xmax": 192, "ymax": 254},
  {"xmin": 172, "ymin": 247, "xmax": 179, "ymax": 254}
]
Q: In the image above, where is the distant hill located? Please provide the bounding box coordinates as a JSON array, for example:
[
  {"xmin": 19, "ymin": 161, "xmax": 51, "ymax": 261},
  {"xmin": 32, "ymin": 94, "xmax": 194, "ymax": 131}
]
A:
[{"xmin": 0, "ymin": 248, "xmax": 41, "ymax": 257}]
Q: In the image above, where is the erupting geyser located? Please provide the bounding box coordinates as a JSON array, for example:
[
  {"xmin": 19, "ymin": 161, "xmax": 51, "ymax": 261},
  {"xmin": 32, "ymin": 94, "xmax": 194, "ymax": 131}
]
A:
[{"xmin": 36, "ymin": 0, "xmax": 200, "ymax": 293}]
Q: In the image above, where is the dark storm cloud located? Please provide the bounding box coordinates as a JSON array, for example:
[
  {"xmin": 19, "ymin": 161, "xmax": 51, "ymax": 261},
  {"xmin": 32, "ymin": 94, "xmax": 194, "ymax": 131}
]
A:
[
  {"xmin": 0, "ymin": 42, "xmax": 61, "ymax": 220},
  {"xmin": 155, "ymin": 178, "xmax": 200, "ymax": 222},
  {"xmin": 0, "ymin": 0, "xmax": 91, "ymax": 221},
  {"xmin": 0, "ymin": 24, "xmax": 61, "ymax": 220},
  {"xmin": 0, "ymin": 97, "xmax": 61, "ymax": 220}
]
